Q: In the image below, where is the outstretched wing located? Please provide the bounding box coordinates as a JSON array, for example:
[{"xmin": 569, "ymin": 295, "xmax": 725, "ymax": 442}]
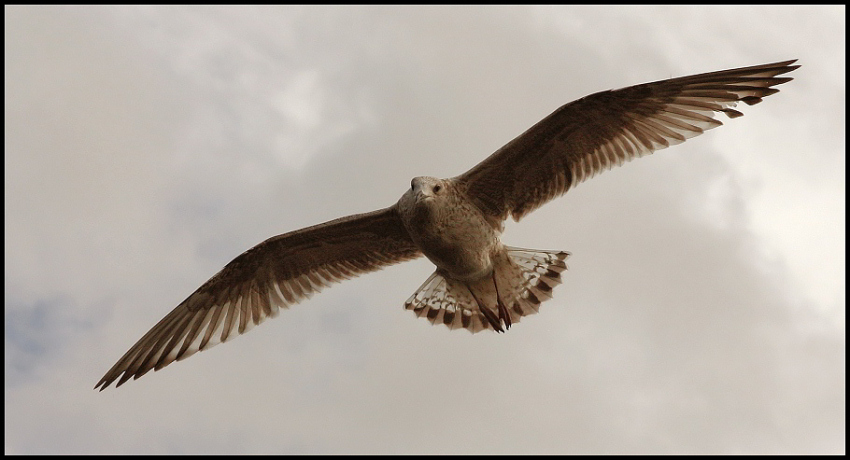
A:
[
  {"xmin": 96, "ymin": 205, "xmax": 421, "ymax": 390},
  {"xmin": 456, "ymin": 60, "xmax": 799, "ymax": 221}
]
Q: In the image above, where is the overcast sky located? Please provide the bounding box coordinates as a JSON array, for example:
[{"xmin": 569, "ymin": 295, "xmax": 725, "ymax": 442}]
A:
[{"xmin": 5, "ymin": 5, "xmax": 845, "ymax": 455}]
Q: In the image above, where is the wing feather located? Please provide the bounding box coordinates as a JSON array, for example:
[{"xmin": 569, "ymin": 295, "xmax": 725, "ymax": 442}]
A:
[
  {"xmin": 96, "ymin": 205, "xmax": 421, "ymax": 390},
  {"xmin": 456, "ymin": 60, "xmax": 799, "ymax": 221}
]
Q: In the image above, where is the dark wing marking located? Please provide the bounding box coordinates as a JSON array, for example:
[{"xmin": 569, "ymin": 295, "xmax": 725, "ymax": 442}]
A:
[
  {"xmin": 456, "ymin": 60, "xmax": 799, "ymax": 221},
  {"xmin": 96, "ymin": 205, "xmax": 420, "ymax": 390}
]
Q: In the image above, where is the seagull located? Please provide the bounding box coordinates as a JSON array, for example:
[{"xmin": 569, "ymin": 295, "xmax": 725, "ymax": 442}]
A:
[{"xmin": 96, "ymin": 59, "xmax": 798, "ymax": 390}]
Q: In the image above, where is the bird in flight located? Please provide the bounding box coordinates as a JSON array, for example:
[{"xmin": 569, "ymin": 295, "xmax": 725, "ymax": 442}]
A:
[{"xmin": 96, "ymin": 59, "xmax": 798, "ymax": 390}]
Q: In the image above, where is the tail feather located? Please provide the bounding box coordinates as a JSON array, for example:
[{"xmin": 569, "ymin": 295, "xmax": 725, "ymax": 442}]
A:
[
  {"xmin": 403, "ymin": 248, "xmax": 570, "ymax": 333},
  {"xmin": 404, "ymin": 272, "xmax": 491, "ymax": 332},
  {"xmin": 503, "ymin": 247, "xmax": 569, "ymax": 314}
]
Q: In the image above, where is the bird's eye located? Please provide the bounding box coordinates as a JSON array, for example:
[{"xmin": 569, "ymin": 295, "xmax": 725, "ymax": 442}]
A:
[
  {"xmin": 433, "ymin": 185, "xmax": 441, "ymax": 193},
  {"xmin": 411, "ymin": 179, "xmax": 415, "ymax": 191}
]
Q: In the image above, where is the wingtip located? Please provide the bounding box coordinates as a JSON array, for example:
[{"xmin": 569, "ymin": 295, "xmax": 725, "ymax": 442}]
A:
[
  {"xmin": 773, "ymin": 59, "xmax": 800, "ymax": 76},
  {"xmin": 94, "ymin": 371, "xmax": 126, "ymax": 391},
  {"xmin": 767, "ymin": 58, "xmax": 798, "ymax": 68}
]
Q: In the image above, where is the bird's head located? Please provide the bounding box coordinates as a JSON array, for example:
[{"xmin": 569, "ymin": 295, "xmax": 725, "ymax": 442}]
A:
[
  {"xmin": 397, "ymin": 176, "xmax": 447, "ymax": 222},
  {"xmin": 409, "ymin": 176, "xmax": 444, "ymax": 199}
]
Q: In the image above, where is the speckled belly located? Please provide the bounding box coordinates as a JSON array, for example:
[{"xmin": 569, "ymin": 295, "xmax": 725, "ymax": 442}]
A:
[{"xmin": 413, "ymin": 201, "xmax": 501, "ymax": 282}]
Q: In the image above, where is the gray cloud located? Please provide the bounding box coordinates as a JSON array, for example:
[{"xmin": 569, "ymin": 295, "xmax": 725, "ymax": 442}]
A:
[{"xmin": 5, "ymin": 5, "xmax": 844, "ymax": 454}]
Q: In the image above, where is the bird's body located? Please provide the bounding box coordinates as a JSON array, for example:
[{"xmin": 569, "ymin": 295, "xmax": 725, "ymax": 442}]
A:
[
  {"xmin": 96, "ymin": 59, "xmax": 798, "ymax": 390},
  {"xmin": 397, "ymin": 175, "xmax": 567, "ymax": 332},
  {"xmin": 399, "ymin": 176, "xmax": 500, "ymax": 282}
]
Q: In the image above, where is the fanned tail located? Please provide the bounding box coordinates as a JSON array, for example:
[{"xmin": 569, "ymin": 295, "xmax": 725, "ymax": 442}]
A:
[
  {"xmin": 404, "ymin": 248, "xmax": 570, "ymax": 333},
  {"xmin": 503, "ymin": 247, "xmax": 570, "ymax": 318}
]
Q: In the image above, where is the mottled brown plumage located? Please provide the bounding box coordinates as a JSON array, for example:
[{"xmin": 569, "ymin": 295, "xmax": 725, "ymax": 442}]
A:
[{"xmin": 96, "ymin": 60, "xmax": 798, "ymax": 390}]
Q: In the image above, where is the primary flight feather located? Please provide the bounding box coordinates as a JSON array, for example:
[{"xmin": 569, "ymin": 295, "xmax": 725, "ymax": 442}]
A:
[{"xmin": 96, "ymin": 59, "xmax": 798, "ymax": 390}]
